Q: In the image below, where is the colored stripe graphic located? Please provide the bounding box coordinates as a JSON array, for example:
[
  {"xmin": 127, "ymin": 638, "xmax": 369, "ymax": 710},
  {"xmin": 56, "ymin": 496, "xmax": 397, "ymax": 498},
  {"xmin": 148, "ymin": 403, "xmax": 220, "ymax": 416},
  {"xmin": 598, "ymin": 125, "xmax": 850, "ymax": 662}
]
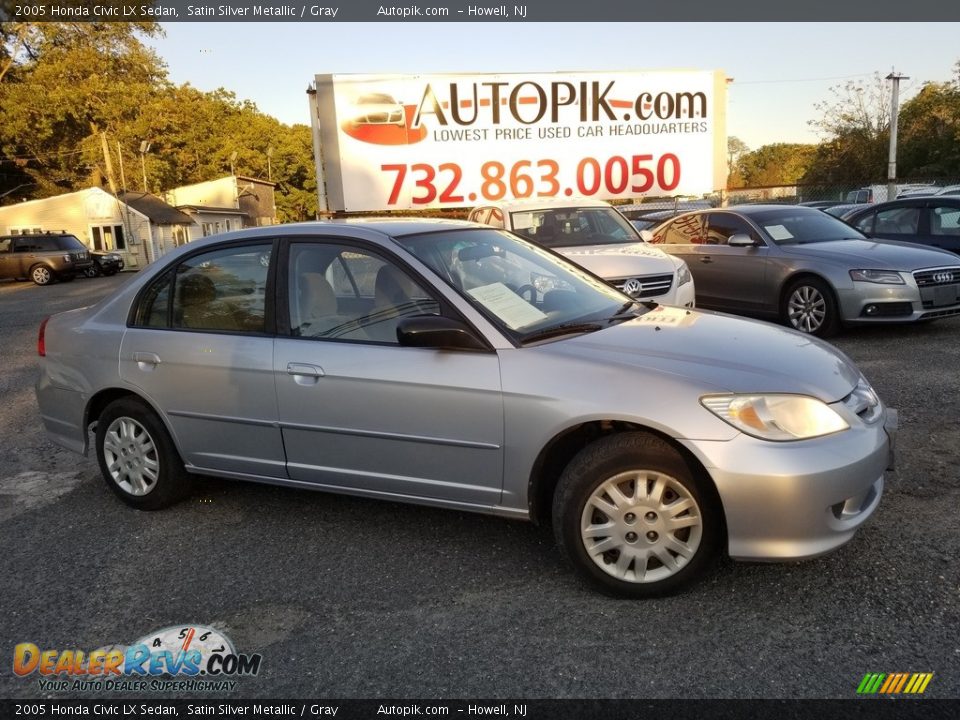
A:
[{"xmin": 857, "ymin": 672, "xmax": 933, "ymax": 694}]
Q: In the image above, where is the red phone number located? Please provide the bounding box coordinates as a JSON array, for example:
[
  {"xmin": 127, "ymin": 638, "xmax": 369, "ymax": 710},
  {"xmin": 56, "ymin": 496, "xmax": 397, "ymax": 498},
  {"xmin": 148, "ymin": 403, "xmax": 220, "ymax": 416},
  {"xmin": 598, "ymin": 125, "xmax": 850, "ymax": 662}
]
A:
[{"xmin": 381, "ymin": 154, "xmax": 681, "ymax": 205}]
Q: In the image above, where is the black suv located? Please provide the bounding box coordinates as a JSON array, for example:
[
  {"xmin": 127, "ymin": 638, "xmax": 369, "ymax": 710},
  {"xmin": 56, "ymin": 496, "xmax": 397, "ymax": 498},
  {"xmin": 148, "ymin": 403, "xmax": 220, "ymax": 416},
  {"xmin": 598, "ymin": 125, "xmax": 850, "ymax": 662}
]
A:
[{"xmin": 0, "ymin": 233, "xmax": 94, "ymax": 285}]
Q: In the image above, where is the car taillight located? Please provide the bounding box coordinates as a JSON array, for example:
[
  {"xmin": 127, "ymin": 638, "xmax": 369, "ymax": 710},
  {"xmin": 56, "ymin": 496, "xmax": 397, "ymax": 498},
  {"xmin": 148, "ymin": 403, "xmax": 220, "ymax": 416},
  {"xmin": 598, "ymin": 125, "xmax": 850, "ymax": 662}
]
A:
[{"xmin": 38, "ymin": 317, "xmax": 49, "ymax": 357}]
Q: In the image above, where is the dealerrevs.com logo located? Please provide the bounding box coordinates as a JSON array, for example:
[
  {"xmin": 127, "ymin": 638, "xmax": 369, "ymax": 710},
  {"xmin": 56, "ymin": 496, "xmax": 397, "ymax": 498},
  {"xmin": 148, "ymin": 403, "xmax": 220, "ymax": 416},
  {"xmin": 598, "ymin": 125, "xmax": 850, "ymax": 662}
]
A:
[{"xmin": 13, "ymin": 625, "xmax": 262, "ymax": 693}]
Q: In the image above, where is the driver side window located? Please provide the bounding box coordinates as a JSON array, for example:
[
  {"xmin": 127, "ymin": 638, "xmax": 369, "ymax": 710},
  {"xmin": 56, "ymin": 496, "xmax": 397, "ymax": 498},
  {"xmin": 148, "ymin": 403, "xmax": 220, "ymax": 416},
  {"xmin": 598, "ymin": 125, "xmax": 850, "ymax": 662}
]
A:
[{"xmin": 288, "ymin": 243, "xmax": 439, "ymax": 344}]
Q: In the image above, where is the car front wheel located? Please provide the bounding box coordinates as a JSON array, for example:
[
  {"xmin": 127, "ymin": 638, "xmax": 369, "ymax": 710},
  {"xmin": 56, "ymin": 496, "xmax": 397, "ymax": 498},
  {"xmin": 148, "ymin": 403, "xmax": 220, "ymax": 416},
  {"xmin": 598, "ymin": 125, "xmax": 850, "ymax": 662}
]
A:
[
  {"xmin": 83, "ymin": 265, "xmax": 101, "ymax": 278},
  {"xmin": 783, "ymin": 277, "xmax": 840, "ymax": 337},
  {"xmin": 30, "ymin": 265, "xmax": 53, "ymax": 285},
  {"xmin": 95, "ymin": 397, "xmax": 192, "ymax": 510},
  {"xmin": 553, "ymin": 432, "xmax": 720, "ymax": 598}
]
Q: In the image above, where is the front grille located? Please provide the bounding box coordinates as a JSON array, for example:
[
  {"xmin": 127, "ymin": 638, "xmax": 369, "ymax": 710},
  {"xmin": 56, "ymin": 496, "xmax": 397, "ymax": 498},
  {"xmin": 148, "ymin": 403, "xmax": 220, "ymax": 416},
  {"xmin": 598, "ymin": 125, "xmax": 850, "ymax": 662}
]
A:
[
  {"xmin": 914, "ymin": 267, "xmax": 960, "ymax": 287},
  {"xmin": 613, "ymin": 273, "xmax": 674, "ymax": 298}
]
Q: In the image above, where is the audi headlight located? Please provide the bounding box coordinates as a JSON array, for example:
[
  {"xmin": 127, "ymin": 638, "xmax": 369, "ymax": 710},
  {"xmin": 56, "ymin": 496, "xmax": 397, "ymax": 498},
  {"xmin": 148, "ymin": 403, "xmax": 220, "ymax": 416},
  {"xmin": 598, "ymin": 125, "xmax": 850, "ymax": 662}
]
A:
[
  {"xmin": 849, "ymin": 269, "xmax": 904, "ymax": 284},
  {"xmin": 701, "ymin": 394, "xmax": 849, "ymax": 441},
  {"xmin": 676, "ymin": 261, "xmax": 692, "ymax": 287}
]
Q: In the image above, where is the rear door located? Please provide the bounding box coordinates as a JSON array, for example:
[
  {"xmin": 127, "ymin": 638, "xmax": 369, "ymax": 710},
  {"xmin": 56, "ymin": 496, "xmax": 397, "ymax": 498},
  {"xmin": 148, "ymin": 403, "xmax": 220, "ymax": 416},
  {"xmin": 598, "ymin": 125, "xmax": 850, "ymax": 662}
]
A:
[{"xmin": 120, "ymin": 241, "xmax": 285, "ymax": 479}]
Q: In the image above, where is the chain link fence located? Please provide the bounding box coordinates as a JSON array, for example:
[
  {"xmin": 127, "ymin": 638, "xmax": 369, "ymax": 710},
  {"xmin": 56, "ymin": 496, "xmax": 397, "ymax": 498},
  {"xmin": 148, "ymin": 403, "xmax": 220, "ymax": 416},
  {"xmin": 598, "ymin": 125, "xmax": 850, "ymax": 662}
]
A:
[{"xmin": 721, "ymin": 179, "xmax": 960, "ymax": 206}]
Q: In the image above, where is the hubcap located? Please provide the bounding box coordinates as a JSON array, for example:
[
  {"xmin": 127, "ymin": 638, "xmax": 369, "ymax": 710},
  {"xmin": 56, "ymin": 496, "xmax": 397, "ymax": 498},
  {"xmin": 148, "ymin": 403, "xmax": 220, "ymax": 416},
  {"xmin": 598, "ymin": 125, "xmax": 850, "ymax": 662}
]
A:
[
  {"xmin": 34, "ymin": 268, "xmax": 51, "ymax": 284},
  {"xmin": 787, "ymin": 286, "xmax": 826, "ymax": 333},
  {"xmin": 580, "ymin": 470, "xmax": 703, "ymax": 584},
  {"xmin": 102, "ymin": 417, "xmax": 160, "ymax": 496}
]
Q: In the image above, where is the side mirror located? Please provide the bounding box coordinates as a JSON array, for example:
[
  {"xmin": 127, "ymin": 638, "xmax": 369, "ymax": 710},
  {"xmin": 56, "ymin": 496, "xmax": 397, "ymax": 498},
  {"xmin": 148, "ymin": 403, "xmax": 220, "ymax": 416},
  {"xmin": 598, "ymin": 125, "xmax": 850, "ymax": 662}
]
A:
[
  {"xmin": 728, "ymin": 233, "xmax": 756, "ymax": 247},
  {"xmin": 397, "ymin": 315, "xmax": 488, "ymax": 351},
  {"xmin": 638, "ymin": 229, "xmax": 654, "ymax": 242}
]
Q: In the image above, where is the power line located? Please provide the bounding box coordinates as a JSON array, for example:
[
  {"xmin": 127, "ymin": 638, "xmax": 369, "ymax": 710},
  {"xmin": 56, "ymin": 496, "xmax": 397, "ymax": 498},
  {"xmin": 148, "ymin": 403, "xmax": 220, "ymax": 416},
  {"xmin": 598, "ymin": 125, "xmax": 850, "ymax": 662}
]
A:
[{"xmin": 733, "ymin": 72, "xmax": 877, "ymax": 86}]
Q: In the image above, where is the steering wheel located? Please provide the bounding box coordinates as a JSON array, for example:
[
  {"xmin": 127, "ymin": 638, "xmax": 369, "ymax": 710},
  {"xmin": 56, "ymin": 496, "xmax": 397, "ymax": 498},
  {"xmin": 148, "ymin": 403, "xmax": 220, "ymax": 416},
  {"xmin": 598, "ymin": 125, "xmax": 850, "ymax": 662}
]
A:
[{"xmin": 513, "ymin": 284, "xmax": 538, "ymax": 304}]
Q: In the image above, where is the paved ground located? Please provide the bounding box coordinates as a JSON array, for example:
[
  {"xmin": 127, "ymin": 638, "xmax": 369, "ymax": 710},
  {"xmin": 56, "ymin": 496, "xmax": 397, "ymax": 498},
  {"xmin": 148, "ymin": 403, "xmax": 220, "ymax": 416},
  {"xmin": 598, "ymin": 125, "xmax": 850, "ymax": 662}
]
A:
[{"xmin": 0, "ymin": 274, "xmax": 957, "ymax": 700}]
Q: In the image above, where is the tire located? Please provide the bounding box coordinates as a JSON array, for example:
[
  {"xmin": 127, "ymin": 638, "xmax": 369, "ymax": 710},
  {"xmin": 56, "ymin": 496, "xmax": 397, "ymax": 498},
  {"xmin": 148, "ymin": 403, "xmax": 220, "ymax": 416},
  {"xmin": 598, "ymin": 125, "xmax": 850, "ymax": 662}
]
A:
[
  {"xmin": 782, "ymin": 277, "xmax": 840, "ymax": 337},
  {"xmin": 30, "ymin": 265, "xmax": 54, "ymax": 285},
  {"xmin": 553, "ymin": 432, "xmax": 720, "ymax": 598},
  {"xmin": 95, "ymin": 397, "xmax": 192, "ymax": 510},
  {"xmin": 84, "ymin": 265, "xmax": 101, "ymax": 278}
]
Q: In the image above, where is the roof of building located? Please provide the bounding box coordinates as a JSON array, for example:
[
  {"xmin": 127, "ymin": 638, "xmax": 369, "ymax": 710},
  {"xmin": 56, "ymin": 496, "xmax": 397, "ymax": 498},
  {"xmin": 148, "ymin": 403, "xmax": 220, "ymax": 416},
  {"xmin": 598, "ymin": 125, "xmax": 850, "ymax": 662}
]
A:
[
  {"xmin": 176, "ymin": 205, "xmax": 249, "ymax": 216},
  {"xmin": 118, "ymin": 192, "xmax": 194, "ymax": 225}
]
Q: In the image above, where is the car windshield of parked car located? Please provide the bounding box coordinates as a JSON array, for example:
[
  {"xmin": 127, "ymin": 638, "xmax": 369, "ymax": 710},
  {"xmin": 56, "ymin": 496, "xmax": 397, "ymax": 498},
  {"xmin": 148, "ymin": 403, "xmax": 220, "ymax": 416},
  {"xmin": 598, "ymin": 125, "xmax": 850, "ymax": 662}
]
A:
[
  {"xmin": 394, "ymin": 228, "xmax": 640, "ymax": 343},
  {"xmin": 508, "ymin": 207, "xmax": 641, "ymax": 249},
  {"xmin": 750, "ymin": 209, "xmax": 868, "ymax": 245}
]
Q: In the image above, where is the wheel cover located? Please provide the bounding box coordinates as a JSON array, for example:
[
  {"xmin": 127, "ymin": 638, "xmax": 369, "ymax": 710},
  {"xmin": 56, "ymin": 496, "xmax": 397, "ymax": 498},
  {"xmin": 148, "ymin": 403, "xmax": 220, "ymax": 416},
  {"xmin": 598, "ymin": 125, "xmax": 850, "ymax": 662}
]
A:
[
  {"xmin": 787, "ymin": 285, "xmax": 826, "ymax": 333},
  {"xmin": 33, "ymin": 267, "xmax": 51, "ymax": 284},
  {"xmin": 580, "ymin": 470, "xmax": 703, "ymax": 584},
  {"xmin": 102, "ymin": 417, "xmax": 160, "ymax": 496}
]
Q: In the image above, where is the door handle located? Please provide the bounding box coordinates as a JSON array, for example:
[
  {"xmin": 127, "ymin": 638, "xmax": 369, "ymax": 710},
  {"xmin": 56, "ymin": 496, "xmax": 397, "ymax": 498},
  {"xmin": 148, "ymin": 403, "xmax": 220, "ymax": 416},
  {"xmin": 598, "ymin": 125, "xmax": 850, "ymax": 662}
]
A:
[
  {"xmin": 286, "ymin": 363, "xmax": 324, "ymax": 378},
  {"xmin": 132, "ymin": 352, "xmax": 161, "ymax": 370},
  {"xmin": 287, "ymin": 362, "xmax": 324, "ymax": 386}
]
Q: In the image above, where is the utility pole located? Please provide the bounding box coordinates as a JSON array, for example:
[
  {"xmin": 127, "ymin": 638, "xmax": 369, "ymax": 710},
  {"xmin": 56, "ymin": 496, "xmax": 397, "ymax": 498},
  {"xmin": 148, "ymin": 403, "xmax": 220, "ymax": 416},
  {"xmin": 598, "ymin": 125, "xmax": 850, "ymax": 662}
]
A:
[
  {"xmin": 886, "ymin": 70, "xmax": 909, "ymax": 202},
  {"xmin": 139, "ymin": 141, "xmax": 151, "ymax": 192},
  {"xmin": 116, "ymin": 140, "xmax": 127, "ymax": 190},
  {"xmin": 100, "ymin": 132, "xmax": 118, "ymax": 195}
]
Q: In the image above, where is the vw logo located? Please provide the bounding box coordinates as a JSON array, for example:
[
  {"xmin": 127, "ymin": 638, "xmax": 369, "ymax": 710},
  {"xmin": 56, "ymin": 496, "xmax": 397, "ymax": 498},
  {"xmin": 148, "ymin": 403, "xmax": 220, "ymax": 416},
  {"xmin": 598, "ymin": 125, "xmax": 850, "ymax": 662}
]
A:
[
  {"xmin": 933, "ymin": 271, "xmax": 955, "ymax": 283},
  {"xmin": 623, "ymin": 278, "xmax": 644, "ymax": 296}
]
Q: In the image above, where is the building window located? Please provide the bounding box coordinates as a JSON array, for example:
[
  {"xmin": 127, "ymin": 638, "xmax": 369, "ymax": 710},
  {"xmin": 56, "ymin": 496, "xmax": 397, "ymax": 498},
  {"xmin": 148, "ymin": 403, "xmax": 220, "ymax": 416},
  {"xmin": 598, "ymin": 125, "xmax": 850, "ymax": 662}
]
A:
[{"xmin": 91, "ymin": 224, "xmax": 126, "ymax": 251}]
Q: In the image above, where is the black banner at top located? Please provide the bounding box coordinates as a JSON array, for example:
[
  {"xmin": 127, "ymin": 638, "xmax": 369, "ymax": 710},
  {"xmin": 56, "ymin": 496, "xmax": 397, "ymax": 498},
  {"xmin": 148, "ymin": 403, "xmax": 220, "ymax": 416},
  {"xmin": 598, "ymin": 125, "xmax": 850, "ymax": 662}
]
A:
[{"xmin": 2, "ymin": 0, "xmax": 960, "ymax": 22}]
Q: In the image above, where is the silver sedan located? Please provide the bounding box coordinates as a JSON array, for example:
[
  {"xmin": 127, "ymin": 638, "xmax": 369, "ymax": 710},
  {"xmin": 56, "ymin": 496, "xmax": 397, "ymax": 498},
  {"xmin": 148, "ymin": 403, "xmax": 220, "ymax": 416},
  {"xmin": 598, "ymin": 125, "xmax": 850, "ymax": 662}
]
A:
[
  {"xmin": 645, "ymin": 204, "xmax": 960, "ymax": 336},
  {"xmin": 36, "ymin": 220, "xmax": 895, "ymax": 597}
]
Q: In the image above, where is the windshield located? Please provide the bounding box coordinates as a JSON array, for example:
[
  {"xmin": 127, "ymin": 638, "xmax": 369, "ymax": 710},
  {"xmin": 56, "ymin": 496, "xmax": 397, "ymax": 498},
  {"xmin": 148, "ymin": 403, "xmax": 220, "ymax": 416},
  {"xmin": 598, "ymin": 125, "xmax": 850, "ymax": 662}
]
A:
[
  {"xmin": 508, "ymin": 206, "xmax": 641, "ymax": 249},
  {"xmin": 394, "ymin": 228, "xmax": 641, "ymax": 343},
  {"xmin": 749, "ymin": 209, "xmax": 868, "ymax": 245}
]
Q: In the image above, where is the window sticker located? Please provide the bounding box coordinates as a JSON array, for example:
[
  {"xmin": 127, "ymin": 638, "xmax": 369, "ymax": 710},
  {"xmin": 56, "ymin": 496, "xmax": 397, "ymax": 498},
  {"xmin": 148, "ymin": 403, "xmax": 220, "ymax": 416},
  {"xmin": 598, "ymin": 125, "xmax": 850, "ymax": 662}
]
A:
[
  {"xmin": 467, "ymin": 282, "xmax": 547, "ymax": 330},
  {"xmin": 765, "ymin": 224, "xmax": 794, "ymax": 241}
]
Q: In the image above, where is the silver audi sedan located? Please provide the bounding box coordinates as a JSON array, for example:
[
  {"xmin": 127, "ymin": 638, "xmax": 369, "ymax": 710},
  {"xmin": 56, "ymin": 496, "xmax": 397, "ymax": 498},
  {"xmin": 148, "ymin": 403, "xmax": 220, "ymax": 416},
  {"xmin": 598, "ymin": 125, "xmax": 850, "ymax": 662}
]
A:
[
  {"xmin": 36, "ymin": 220, "xmax": 895, "ymax": 597},
  {"xmin": 645, "ymin": 205, "xmax": 960, "ymax": 336}
]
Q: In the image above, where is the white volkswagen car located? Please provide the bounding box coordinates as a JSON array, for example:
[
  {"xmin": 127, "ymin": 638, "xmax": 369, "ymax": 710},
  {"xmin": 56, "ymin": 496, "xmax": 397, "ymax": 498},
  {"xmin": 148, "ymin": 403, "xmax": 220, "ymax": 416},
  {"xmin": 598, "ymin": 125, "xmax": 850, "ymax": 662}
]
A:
[{"xmin": 468, "ymin": 198, "xmax": 695, "ymax": 307}]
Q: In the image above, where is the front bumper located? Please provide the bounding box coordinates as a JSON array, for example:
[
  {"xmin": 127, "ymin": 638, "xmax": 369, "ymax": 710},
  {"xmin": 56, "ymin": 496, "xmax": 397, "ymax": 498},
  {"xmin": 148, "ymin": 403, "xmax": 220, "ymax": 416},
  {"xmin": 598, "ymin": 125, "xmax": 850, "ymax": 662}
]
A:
[
  {"xmin": 838, "ymin": 282, "xmax": 960, "ymax": 323},
  {"xmin": 679, "ymin": 409, "xmax": 894, "ymax": 561}
]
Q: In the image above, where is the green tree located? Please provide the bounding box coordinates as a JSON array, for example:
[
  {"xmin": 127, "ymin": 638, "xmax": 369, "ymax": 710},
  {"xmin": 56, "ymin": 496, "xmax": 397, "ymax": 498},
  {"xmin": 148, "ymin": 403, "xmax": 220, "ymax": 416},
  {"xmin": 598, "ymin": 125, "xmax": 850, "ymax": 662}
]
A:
[
  {"xmin": 897, "ymin": 80, "xmax": 960, "ymax": 178},
  {"xmin": 0, "ymin": 21, "xmax": 166, "ymax": 195},
  {"xmin": 732, "ymin": 143, "xmax": 816, "ymax": 187}
]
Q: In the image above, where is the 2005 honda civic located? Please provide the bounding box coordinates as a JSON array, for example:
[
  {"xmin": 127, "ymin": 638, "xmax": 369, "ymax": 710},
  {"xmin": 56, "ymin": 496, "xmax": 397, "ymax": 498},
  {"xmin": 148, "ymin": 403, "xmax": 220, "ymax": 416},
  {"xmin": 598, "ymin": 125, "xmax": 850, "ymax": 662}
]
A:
[{"xmin": 36, "ymin": 220, "xmax": 896, "ymax": 597}]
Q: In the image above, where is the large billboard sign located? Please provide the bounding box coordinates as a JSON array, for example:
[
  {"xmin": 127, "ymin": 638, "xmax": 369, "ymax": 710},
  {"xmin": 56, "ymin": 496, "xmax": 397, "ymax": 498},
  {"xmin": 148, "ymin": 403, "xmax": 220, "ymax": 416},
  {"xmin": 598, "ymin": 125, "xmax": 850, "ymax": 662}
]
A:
[{"xmin": 312, "ymin": 71, "xmax": 727, "ymax": 212}]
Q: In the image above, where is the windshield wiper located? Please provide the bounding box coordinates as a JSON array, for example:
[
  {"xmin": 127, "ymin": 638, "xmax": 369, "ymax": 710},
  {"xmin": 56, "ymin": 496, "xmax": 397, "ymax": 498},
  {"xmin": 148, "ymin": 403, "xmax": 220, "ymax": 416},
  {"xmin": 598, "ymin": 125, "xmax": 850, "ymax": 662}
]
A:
[
  {"xmin": 520, "ymin": 322, "xmax": 604, "ymax": 344},
  {"xmin": 605, "ymin": 299, "xmax": 655, "ymax": 323}
]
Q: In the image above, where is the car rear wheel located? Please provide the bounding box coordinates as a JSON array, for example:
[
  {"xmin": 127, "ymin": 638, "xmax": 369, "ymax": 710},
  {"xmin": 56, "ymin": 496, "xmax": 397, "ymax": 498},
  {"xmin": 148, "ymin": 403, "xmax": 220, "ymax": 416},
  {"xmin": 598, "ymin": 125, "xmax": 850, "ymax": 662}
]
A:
[
  {"xmin": 30, "ymin": 265, "xmax": 53, "ymax": 285},
  {"xmin": 782, "ymin": 277, "xmax": 840, "ymax": 337},
  {"xmin": 553, "ymin": 432, "xmax": 720, "ymax": 598},
  {"xmin": 95, "ymin": 397, "xmax": 192, "ymax": 510}
]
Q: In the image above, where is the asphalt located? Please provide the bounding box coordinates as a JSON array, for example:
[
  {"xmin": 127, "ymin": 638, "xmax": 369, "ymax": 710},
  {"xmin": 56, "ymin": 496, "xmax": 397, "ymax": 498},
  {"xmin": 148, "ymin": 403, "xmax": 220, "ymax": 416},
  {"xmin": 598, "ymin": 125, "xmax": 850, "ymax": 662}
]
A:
[{"xmin": 0, "ymin": 274, "xmax": 957, "ymax": 700}]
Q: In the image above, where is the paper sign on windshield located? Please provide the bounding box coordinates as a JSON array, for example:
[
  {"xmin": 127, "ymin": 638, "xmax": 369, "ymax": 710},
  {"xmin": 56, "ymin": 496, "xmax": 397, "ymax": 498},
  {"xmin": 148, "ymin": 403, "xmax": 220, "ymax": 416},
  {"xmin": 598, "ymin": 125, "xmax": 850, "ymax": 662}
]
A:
[{"xmin": 467, "ymin": 282, "xmax": 547, "ymax": 329}]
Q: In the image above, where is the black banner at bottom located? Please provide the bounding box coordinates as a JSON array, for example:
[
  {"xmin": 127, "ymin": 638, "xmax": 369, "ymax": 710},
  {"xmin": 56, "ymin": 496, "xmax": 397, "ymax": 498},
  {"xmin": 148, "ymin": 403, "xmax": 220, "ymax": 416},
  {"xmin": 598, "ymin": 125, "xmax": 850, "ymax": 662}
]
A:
[{"xmin": 1, "ymin": 699, "xmax": 957, "ymax": 720}]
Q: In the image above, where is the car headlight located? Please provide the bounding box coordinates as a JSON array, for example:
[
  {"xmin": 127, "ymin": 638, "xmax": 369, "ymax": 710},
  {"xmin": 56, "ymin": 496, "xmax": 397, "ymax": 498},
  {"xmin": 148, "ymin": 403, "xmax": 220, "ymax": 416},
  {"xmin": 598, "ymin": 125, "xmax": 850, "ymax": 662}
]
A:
[
  {"xmin": 676, "ymin": 261, "xmax": 692, "ymax": 287},
  {"xmin": 849, "ymin": 269, "xmax": 904, "ymax": 284},
  {"xmin": 701, "ymin": 394, "xmax": 849, "ymax": 441}
]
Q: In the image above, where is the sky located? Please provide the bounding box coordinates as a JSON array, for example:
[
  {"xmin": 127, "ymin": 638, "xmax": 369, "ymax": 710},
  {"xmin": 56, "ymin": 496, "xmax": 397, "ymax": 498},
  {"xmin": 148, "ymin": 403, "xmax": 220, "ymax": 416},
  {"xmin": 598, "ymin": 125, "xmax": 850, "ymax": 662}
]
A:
[{"xmin": 148, "ymin": 22, "xmax": 960, "ymax": 152}]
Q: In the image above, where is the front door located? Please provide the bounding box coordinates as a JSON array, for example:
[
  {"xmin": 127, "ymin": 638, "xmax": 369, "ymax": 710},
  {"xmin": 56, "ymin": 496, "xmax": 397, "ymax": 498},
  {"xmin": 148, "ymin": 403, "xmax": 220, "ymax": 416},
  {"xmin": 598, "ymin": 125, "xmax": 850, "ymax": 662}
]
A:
[{"xmin": 274, "ymin": 239, "xmax": 504, "ymax": 507}]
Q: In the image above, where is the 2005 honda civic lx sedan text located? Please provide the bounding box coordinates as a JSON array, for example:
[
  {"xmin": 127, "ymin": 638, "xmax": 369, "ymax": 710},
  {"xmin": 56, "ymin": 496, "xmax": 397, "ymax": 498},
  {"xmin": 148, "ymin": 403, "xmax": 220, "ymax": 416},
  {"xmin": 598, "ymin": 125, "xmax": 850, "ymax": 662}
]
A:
[{"xmin": 36, "ymin": 220, "xmax": 897, "ymax": 597}]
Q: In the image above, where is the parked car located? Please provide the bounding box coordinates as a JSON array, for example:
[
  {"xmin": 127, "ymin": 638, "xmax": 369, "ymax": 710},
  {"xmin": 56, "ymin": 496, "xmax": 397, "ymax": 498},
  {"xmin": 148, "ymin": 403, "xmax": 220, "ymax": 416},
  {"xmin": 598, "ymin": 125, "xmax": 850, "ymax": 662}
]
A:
[
  {"xmin": 468, "ymin": 198, "xmax": 695, "ymax": 307},
  {"xmin": 644, "ymin": 205, "xmax": 960, "ymax": 336},
  {"xmin": 83, "ymin": 250, "xmax": 125, "ymax": 278},
  {"xmin": 823, "ymin": 203, "xmax": 871, "ymax": 220},
  {"xmin": 798, "ymin": 201, "xmax": 843, "ymax": 209},
  {"xmin": 933, "ymin": 185, "xmax": 960, "ymax": 196},
  {"xmin": 629, "ymin": 209, "xmax": 686, "ymax": 233},
  {"xmin": 843, "ymin": 197, "xmax": 960, "ymax": 254},
  {"xmin": 36, "ymin": 220, "xmax": 895, "ymax": 597},
  {"xmin": 0, "ymin": 232, "xmax": 92, "ymax": 285}
]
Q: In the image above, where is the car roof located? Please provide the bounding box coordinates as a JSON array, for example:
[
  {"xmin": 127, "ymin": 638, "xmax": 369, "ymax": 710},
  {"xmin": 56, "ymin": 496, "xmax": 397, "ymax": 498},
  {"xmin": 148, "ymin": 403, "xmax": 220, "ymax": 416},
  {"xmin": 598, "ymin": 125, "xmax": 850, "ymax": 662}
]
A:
[
  {"xmin": 846, "ymin": 196, "xmax": 960, "ymax": 214},
  {"xmin": 478, "ymin": 197, "xmax": 614, "ymax": 213}
]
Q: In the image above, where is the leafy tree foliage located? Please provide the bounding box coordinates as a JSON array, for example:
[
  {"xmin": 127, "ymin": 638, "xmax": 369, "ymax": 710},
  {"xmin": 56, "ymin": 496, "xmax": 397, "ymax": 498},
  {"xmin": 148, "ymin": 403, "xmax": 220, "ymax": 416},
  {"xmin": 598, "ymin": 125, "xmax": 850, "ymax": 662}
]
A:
[
  {"xmin": 729, "ymin": 143, "xmax": 816, "ymax": 188},
  {"xmin": 0, "ymin": 21, "xmax": 316, "ymax": 222}
]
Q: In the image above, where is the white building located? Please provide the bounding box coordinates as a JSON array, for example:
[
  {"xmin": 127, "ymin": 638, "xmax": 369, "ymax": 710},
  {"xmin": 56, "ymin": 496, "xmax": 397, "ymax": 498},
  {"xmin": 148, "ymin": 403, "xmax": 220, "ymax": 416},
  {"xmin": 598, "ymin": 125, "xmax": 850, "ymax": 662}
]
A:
[
  {"xmin": 165, "ymin": 175, "xmax": 277, "ymax": 233},
  {"xmin": 0, "ymin": 187, "xmax": 193, "ymax": 269}
]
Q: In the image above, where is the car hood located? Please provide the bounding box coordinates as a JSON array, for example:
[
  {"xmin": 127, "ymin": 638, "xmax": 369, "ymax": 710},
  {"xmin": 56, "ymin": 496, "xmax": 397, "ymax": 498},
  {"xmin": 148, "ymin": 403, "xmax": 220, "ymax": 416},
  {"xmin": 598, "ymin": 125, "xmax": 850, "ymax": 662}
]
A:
[
  {"xmin": 543, "ymin": 306, "xmax": 860, "ymax": 401},
  {"xmin": 557, "ymin": 242, "xmax": 678, "ymax": 277},
  {"xmin": 780, "ymin": 239, "xmax": 958, "ymax": 270}
]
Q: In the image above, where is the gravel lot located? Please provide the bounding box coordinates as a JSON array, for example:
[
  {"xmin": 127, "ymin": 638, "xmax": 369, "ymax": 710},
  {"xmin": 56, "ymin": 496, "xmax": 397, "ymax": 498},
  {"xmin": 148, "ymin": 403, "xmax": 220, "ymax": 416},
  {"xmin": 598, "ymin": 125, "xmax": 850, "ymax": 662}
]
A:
[{"xmin": 0, "ymin": 274, "xmax": 957, "ymax": 700}]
